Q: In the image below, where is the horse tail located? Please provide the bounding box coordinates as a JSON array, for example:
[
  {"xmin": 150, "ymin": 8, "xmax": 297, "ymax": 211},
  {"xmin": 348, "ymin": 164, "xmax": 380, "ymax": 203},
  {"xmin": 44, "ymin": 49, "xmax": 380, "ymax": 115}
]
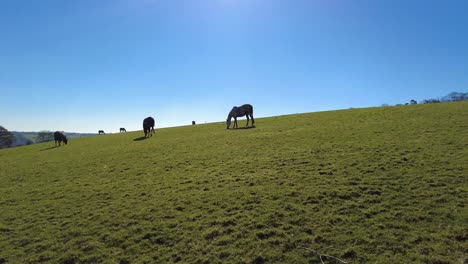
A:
[{"xmin": 250, "ymin": 105, "xmax": 254, "ymax": 124}]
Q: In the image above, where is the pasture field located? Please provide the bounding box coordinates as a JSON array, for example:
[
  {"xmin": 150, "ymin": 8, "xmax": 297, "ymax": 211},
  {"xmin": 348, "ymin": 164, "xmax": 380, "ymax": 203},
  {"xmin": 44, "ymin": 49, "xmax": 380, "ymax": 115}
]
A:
[{"xmin": 0, "ymin": 102, "xmax": 467, "ymax": 263}]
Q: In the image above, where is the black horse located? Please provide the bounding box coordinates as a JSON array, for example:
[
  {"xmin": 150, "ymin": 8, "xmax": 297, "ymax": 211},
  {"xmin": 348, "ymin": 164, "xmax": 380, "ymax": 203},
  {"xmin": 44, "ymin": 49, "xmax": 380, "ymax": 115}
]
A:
[
  {"xmin": 143, "ymin": 117, "xmax": 155, "ymax": 137},
  {"xmin": 226, "ymin": 104, "xmax": 254, "ymax": 129},
  {"xmin": 120, "ymin": 128, "xmax": 126, "ymax": 132},
  {"xmin": 54, "ymin": 131, "xmax": 68, "ymax": 146},
  {"xmin": 98, "ymin": 130, "xmax": 105, "ymax": 135}
]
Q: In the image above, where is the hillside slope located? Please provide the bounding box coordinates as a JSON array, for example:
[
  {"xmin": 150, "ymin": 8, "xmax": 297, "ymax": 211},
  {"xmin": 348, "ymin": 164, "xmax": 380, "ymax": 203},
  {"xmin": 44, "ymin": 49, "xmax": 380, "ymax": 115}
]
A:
[{"xmin": 1, "ymin": 102, "xmax": 467, "ymax": 263}]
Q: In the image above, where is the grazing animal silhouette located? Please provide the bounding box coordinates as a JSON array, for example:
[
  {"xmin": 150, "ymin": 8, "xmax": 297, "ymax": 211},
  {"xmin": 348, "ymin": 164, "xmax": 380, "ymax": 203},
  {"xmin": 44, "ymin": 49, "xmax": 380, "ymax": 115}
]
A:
[
  {"xmin": 98, "ymin": 130, "xmax": 105, "ymax": 135},
  {"xmin": 54, "ymin": 131, "xmax": 68, "ymax": 146},
  {"xmin": 226, "ymin": 104, "xmax": 254, "ymax": 129},
  {"xmin": 192, "ymin": 121, "xmax": 196, "ymax": 125},
  {"xmin": 120, "ymin": 128, "xmax": 126, "ymax": 132},
  {"xmin": 143, "ymin": 117, "xmax": 155, "ymax": 137}
]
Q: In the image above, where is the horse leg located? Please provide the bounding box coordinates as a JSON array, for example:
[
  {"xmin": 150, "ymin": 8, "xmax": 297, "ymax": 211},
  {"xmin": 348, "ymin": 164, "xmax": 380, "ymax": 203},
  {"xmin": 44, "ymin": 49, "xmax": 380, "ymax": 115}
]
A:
[
  {"xmin": 251, "ymin": 114, "xmax": 255, "ymax": 125},
  {"xmin": 234, "ymin": 117, "xmax": 238, "ymax": 128},
  {"xmin": 246, "ymin": 115, "xmax": 250, "ymax": 127}
]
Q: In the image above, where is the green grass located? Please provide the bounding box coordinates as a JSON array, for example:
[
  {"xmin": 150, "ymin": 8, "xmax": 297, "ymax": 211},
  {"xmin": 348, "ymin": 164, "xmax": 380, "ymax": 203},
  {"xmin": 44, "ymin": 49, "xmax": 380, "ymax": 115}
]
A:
[{"xmin": 1, "ymin": 102, "xmax": 467, "ymax": 263}]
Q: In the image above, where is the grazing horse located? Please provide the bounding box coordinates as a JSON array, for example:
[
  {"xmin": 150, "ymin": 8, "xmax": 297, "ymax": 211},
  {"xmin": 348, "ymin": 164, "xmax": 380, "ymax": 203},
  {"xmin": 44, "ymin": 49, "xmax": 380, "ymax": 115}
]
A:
[
  {"xmin": 226, "ymin": 104, "xmax": 254, "ymax": 129},
  {"xmin": 143, "ymin": 117, "xmax": 155, "ymax": 137},
  {"xmin": 120, "ymin": 128, "xmax": 126, "ymax": 132},
  {"xmin": 54, "ymin": 131, "xmax": 68, "ymax": 146},
  {"xmin": 98, "ymin": 130, "xmax": 105, "ymax": 135}
]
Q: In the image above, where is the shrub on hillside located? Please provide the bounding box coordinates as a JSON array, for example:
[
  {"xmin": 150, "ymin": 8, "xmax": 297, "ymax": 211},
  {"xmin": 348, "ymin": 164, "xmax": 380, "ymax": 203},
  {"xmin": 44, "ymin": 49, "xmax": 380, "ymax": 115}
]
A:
[{"xmin": 0, "ymin": 126, "xmax": 15, "ymax": 149}]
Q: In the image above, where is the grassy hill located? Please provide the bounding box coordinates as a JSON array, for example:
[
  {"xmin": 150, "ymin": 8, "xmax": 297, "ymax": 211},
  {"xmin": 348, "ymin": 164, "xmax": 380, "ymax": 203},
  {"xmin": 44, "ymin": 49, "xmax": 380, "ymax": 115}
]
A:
[{"xmin": 0, "ymin": 102, "xmax": 467, "ymax": 263}]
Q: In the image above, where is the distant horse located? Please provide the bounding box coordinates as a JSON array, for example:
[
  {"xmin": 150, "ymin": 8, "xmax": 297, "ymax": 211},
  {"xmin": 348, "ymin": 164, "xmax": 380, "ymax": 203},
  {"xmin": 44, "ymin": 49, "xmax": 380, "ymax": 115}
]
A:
[
  {"xmin": 226, "ymin": 104, "xmax": 254, "ymax": 129},
  {"xmin": 98, "ymin": 130, "xmax": 105, "ymax": 135},
  {"xmin": 120, "ymin": 128, "xmax": 126, "ymax": 132},
  {"xmin": 143, "ymin": 117, "xmax": 155, "ymax": 137},
  {"xmin": 192, "ymin": 121, "xmax": 196, "ymax": 125},
  {"xmin": 54, "ymin": 131, "xmax": 68, "ymax": 146}
]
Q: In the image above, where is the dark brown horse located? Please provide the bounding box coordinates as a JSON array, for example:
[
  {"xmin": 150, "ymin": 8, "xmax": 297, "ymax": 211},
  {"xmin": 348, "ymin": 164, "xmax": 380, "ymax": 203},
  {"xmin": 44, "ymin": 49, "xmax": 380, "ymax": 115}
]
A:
[
  {"xmin": 54, "ymin": 131, "xmax": 68, "ymax": 146},
  {"xmin": 226, "ymin": 104, "xmax": 254, "ymax": 129},
  {"xmin": 143, "ymin": 117, "xmax": 155, "ymax": 137}
]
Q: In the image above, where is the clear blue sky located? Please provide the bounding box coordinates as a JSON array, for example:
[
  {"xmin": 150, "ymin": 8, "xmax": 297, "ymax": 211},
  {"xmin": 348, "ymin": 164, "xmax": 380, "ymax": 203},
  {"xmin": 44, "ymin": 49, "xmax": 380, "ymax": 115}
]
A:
[{"xmin": 1, "ymin": 0, "xmax": 467, "ymax": 133}]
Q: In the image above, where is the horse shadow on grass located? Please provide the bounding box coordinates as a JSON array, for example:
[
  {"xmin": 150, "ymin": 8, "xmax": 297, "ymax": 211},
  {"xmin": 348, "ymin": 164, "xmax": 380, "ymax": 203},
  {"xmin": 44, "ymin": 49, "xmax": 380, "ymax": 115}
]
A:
[
  {"xmin": 232, "ymin": 125, "xmax": 256, "ymax": 130},
  {"xmin": 40, "ymin": 146, "xmax": 58, "ymax": 151},
  {"xmin": 133, "ymin": 136, "xmax": 148, "ymax": 141}
]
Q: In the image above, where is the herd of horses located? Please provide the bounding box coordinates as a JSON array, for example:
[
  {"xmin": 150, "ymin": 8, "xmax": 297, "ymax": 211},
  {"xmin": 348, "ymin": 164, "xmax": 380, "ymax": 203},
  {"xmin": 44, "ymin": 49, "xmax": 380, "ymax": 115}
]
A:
[{"xmin": 53, "ymin": 104, "xmax": 254, "ymax": 146}]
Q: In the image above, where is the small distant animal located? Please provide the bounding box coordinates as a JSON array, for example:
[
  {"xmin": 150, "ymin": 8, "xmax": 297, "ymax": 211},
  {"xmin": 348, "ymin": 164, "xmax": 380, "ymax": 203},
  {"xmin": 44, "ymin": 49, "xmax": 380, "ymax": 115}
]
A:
[
  {"xmin": 54, "ymin": 131, "xmax": 68, "ymax": 146},
  {"xmin": 98, "ymin": 130, "xmax": 105, "ymax": 135},
  {"xmin": 226, "ymin": 104, "xmax": 254, "ymax": 129},
  {"xmin": 143, "ymin": 117, "xmax": 155, "ymax": 137},
  {"xmin": 120, "ymin": 128, "xmax": 126, "ymax": 132},
  {"xmin": 192, "ymin": 121, "xmax": 196, "ymax": 125}
]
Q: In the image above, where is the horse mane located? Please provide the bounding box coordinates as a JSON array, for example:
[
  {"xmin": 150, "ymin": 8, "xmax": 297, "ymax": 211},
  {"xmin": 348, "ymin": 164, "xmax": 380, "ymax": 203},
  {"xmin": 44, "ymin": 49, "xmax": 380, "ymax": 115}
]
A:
[{"xmin": 227, "ymin": 106, "xmax": 237, "ymax": 119}]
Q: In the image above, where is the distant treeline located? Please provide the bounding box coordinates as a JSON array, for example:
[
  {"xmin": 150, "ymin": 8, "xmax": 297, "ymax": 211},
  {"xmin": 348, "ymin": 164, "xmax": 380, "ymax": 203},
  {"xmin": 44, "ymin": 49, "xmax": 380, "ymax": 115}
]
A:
[
  {"xmin": 0, "ymin": 128, "xmax": 96, "ymax": 149},
  {"xmin": 33, "ymin": 131, "xmax": 96, "ymax": 143},
  {"xmin": 384, "ymin": 91, "xmax": 467, "ymax": 106},
  {"xmin": 419, "ymin": 91, "xmax": 468, "ymax": 104}
]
